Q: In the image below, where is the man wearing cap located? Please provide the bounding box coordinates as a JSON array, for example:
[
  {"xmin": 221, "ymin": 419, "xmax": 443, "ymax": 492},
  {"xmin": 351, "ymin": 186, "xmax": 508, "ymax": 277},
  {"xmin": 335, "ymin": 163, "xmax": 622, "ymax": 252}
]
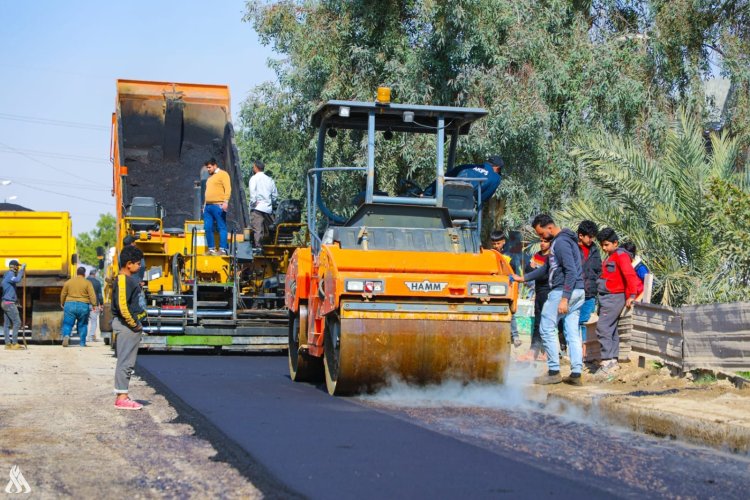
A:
[
  {"xmin": 248, "ymin": 160, "xmax": 278, "ymax": 253},
  {"xmin": 60, "ymin": 266, "xmax": 98, "ymax": 347},
  {"xmin": 2, "ymin": 260, "xmax": 26, "ymax": 350},
  {"xmin": 203, "ymin": 157, "xmax": 232, "ymax": 255},
  {"xmin": 422, "ymin": 155, "xmax": 505, "ymax": 206}
]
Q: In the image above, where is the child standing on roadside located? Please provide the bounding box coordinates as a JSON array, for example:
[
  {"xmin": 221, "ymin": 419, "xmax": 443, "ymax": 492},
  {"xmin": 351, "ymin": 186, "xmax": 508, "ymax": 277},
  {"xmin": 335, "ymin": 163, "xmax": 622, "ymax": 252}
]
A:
[
  {"xmin": 112, "ymin": 245, "xmax": 148, "ymax": 410},
  {"xmin": 517, "ymin": 238, "xmax": 551, "ymax": 361},
  {"xmin": 595, "ymin": 228, "xmax": 639, "ymax": 378},
  {"xmin": 621, "ymin": 241, "xmax": 649, "ymax": 299},
  {"xmin": 490, "ymin": 230, "xmax": 522, "ymax": 348}
]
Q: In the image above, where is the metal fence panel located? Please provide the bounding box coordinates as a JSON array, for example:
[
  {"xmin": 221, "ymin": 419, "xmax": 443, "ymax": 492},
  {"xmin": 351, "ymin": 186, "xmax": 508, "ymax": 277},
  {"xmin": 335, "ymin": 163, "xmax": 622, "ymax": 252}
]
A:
[
  {"xmin": 631, "ymin": 303, "xmax": 684, "ymax": 368},
  {"xmin": 681, "ymin": 302, "xmax": 750, "ymax": 372}
]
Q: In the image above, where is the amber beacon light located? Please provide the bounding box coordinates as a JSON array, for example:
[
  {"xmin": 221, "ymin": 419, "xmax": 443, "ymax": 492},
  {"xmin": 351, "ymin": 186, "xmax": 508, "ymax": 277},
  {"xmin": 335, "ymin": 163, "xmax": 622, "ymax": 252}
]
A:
[{"xmin": 376, "ymin": 86, "xmax": 391, "ymax": 104}]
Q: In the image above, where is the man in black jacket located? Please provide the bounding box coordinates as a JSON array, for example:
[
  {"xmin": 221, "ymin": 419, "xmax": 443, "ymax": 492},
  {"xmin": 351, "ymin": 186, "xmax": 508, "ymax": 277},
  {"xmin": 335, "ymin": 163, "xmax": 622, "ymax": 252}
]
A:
[
  {"xmin": 577, "ymin": 220, "xmax": 602, "ymax": 344},
  {"xmin": 513, "ymin": 214, "xmax": 586, "ymax": 386}
]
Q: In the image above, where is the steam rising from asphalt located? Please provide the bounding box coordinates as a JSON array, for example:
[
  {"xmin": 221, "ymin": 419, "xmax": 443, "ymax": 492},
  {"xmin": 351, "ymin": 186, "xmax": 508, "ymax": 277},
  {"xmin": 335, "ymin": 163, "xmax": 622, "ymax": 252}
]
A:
[
  {"xmin": 361, "ymin": 362, "xmax": 541, "ymax": 411},
  {"xmin": 360, "ymin": 362, "xmax": 591, "ymax": 422}
]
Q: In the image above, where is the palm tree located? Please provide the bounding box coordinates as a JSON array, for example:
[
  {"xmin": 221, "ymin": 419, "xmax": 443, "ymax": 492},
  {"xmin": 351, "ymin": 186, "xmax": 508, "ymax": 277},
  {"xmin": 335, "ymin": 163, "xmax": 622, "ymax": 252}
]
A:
[{"xmin": 557, "ymin": 108, "xmax": 746, "ymax": 306}]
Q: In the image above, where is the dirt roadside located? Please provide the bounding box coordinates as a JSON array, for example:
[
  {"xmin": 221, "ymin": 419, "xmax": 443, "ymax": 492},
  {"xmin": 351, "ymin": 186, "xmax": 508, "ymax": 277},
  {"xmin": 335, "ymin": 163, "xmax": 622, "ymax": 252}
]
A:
[
  {"xmin": 0, "ymin": 344, "xmax": 262, "ymax": 498},
  {"xmin": 513, "ymin": 344, "xmax": 750, "ymax": 453}
]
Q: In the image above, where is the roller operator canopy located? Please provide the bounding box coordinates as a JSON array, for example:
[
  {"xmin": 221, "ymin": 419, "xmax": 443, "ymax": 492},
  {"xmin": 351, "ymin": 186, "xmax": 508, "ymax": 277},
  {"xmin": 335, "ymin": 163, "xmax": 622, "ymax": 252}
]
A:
[{"xmin": 311, "ymin": 100, "xmax": 488, "ymax": 134}]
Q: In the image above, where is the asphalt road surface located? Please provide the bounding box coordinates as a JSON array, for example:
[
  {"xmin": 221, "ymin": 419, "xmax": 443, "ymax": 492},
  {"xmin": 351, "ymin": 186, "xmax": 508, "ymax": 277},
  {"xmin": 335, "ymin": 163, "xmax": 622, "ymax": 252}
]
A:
[{"xmin": 137, "ymin": 355, "xmax": 750, "ymax": 499}]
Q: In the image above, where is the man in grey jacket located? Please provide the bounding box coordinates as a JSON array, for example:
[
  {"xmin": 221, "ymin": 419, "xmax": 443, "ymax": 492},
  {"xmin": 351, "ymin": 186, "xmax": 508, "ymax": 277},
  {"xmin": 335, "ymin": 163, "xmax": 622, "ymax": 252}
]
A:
[
  {"xmin": 513, "ymin": 214, "xmax": 586, "ymax": 385},
  {"xmin": 2, "ymin": 260, "xmax": 26, "ymax": 350}
]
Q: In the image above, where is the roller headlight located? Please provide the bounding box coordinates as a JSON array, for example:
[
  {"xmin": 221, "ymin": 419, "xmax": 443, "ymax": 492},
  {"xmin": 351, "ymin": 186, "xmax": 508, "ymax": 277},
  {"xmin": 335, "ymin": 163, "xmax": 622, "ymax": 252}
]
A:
[{"xmin": 346, "ymin": 280, "xmax": 364, "ymax": 292}]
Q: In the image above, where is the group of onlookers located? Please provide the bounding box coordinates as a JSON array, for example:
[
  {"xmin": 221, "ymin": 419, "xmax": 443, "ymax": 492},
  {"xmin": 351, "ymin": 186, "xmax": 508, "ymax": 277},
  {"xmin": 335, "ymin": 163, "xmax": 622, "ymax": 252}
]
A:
[{"xmin": 494, "ymin": 214, "xmax": 649, "ymax": 385}]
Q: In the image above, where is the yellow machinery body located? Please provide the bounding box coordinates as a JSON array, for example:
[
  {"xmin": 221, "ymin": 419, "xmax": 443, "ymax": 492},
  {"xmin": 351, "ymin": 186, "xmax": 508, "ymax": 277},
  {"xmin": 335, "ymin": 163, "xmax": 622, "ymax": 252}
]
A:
[
  {"xmin": 105, "ymin": 79, "xmax": 304, "ymax": 351},
  {"xmin": 0, "ymin": 211, "xmax": 77, "ymax": 341}
]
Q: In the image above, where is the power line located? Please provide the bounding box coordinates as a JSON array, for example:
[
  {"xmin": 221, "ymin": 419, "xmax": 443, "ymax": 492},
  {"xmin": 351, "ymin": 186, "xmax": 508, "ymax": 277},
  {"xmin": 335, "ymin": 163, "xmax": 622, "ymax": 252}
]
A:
[
  {"xmin": 0, "ymin": 140, "xmax": 109, "ymax": 185},
  {"xmin": 0, "ymin": 146, "xmax": 109, "ymax": 164},
  {"xmin": 0, "ymin": 112, "xmax": 108, "ymax": 131},
  {"xmin": 12, "ymin": 180, "xmax": 112, "ymax": 207},
  {"xmin": 4, "ymin": 175, "xmax": 108, "ymax": 190}
]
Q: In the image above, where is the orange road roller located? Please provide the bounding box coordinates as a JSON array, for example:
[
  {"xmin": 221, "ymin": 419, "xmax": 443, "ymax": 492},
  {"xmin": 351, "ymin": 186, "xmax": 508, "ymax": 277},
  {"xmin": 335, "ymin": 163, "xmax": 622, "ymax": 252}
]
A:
[{"xmin": 285, "ymin": 93, "xmax": 517, "ymax": 395}]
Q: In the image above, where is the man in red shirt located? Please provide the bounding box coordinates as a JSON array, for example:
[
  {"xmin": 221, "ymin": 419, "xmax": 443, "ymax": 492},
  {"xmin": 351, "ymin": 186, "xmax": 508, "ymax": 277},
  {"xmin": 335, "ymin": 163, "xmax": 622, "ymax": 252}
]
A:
[{"xmin": 595, "ymin": 228, "xmax": 639, "ymax": 378}]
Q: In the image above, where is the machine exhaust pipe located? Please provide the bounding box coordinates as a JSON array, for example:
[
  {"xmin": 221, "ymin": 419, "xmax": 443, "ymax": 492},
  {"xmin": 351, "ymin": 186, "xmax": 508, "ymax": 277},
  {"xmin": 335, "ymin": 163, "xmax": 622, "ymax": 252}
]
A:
[
  {"xmin": 142, "ymin": 325, "xmax": 184, "ymax": 334},
  {"xmin": 194, "ymin": 180, "xmax": 202, "ymax": 221},
  {"xmin": 146, "ymin": 308, "xmax": 232, "ymax": 318}
]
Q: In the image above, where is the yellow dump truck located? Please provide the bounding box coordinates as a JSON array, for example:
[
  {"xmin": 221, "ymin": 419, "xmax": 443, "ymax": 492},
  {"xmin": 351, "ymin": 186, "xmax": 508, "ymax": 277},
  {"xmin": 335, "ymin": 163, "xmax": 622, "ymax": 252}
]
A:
[{"xmin": 0, "ymin": 210, "xmax": 77, "ymax": 341}]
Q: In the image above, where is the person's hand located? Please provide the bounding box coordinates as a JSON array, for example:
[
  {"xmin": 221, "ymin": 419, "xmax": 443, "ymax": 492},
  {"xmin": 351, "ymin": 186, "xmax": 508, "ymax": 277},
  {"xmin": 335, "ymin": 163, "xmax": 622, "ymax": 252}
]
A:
[
  {"xmin": 221, "ymin": 201, "xmax": 228, "ymax": 212},
  {"xmin": 511, "ymin": 273, "xmax": 524, "ymax": 283},
  {"xmin": 513, "ymin": 337, "xmax": 523, "ymax": 348},
  {"xmin": 558, "ymin": 297, "xmax": 569, "ymax": 315},
  {"xmin": 626, "ymin": 297, "xmax": 635, "ymax": 308}
]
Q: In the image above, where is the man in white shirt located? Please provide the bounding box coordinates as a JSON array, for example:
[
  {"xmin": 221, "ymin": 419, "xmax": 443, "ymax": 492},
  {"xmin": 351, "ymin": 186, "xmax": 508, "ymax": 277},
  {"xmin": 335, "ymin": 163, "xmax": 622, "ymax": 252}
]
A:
[{"xmin": 248, "ymin": 160, "xmax": 278, "ymax": 251}]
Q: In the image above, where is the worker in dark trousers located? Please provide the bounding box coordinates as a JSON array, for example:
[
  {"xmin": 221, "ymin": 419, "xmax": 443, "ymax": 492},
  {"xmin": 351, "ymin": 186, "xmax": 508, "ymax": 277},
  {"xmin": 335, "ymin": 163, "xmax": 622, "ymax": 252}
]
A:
[
  {"xmin": 112, "ymin": 245, "xmax": 147, "ymax": 410},
  {"xmin": 595, "ymin": 228, "xmax": 639, "ymax": 379},
  {"xmin": 2, "ymin": 260, "xmax": 26, "ymax": 350},
  {"xmin": 248, "ymin": 160, "xmax": 278, "ymax": 254}
]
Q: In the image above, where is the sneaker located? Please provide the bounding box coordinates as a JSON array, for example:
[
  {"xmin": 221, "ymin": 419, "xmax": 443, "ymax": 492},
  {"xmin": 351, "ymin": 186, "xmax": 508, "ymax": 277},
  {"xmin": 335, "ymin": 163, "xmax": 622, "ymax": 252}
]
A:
[
  {"xmin": 563, "ymin": 374, "xmax": 583, "ymax": 386},
  {"xmin": 11, "ymin": 343, "xmax": 24, "ymax": 350},
  {"xmin": 218, "ymin": 248, "xmax": 228, "ymax": 256},
  {"xmin": 205, "ymin": 249, "xmax": 218, "ymax": 256},
  {"xmin": 62, "ymin": 336, "xmax": 69, "ymax": 347},
  {"xmin": 4, "ymin": 344, "xmax": 12, "ymax": 350},
  {"xmin": 594, "ymin": 360, "xmax": 620, "ymax": 381},
  {"xmin": 534, "ymin": 373, "xmax": 562, "ymax": 385},
  {"xmin": 114, "ymin": 398, "xmax": 143, "ymax": 410}
]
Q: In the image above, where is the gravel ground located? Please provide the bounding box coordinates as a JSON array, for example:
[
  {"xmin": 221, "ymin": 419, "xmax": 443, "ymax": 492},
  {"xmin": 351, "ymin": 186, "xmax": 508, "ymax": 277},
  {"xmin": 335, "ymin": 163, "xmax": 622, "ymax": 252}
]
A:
[{"xmin": 0, "ymin": 343, "xmax": 261, "ymax": 498}]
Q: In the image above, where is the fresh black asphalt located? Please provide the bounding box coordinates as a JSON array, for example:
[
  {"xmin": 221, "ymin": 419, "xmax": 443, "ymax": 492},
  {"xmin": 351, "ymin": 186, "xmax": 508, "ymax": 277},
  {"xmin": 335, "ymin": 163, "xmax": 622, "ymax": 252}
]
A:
[{"xmin": 137, "ymin": 355, "xmax": 615, "ymax": 499}]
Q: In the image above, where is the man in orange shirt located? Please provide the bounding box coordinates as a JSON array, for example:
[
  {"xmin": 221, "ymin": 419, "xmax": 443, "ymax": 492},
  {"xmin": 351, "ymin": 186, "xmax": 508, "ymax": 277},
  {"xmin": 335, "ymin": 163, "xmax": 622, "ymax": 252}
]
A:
[{"xmin": 202, "ymin": 158, "xmax": 232, "ymax": 255}]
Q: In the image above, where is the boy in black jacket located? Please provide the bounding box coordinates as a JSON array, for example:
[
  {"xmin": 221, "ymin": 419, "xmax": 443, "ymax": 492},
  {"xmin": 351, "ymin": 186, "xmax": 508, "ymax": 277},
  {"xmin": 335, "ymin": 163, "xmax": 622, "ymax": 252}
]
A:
[
  {"xmin": 577, "ymin": 220, "xmax": 602, "ymax": 344},
  {"xmin": 112, "ymin": 245, "xmax": 147, "ymax": 410}
]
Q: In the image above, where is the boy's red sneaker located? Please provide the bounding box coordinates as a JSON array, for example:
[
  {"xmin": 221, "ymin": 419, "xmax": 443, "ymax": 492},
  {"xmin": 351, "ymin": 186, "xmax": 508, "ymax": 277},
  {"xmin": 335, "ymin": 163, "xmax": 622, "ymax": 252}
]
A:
[{"xmin": 114, "ymin": 398, "xmax": 143, "ymax": 410}]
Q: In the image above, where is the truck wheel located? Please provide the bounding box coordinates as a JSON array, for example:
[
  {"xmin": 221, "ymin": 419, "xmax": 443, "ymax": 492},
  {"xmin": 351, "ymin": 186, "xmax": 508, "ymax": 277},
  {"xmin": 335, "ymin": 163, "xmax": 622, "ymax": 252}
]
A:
[{"xmin": 288, "ymin": 304, "xmax": 323, "ymax": 382}]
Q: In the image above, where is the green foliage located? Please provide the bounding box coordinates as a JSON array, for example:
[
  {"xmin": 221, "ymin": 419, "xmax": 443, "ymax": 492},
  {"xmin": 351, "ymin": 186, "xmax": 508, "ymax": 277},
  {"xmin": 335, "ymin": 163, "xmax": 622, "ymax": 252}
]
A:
[
  {"xmin": 559, "ymin": 109, "xmax": 749, "ymax": 306},
  {"xmin": 237, "ymin": 1, "xmax": 750, "ymax": 304},
  {"xmin": 75, "ymin": 214, "xmax": 116, "ymax": 267},
  {"xmin": 238, "ymin": 0, "xmax": 681, "ymax": 227}
]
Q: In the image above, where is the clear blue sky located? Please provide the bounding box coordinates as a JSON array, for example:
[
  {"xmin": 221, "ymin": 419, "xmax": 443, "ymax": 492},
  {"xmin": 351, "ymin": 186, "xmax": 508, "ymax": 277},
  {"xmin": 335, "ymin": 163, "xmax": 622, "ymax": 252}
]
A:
[{"xmin": 0, "ymin": 0, "xmax": 276, "ymax": 235}]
